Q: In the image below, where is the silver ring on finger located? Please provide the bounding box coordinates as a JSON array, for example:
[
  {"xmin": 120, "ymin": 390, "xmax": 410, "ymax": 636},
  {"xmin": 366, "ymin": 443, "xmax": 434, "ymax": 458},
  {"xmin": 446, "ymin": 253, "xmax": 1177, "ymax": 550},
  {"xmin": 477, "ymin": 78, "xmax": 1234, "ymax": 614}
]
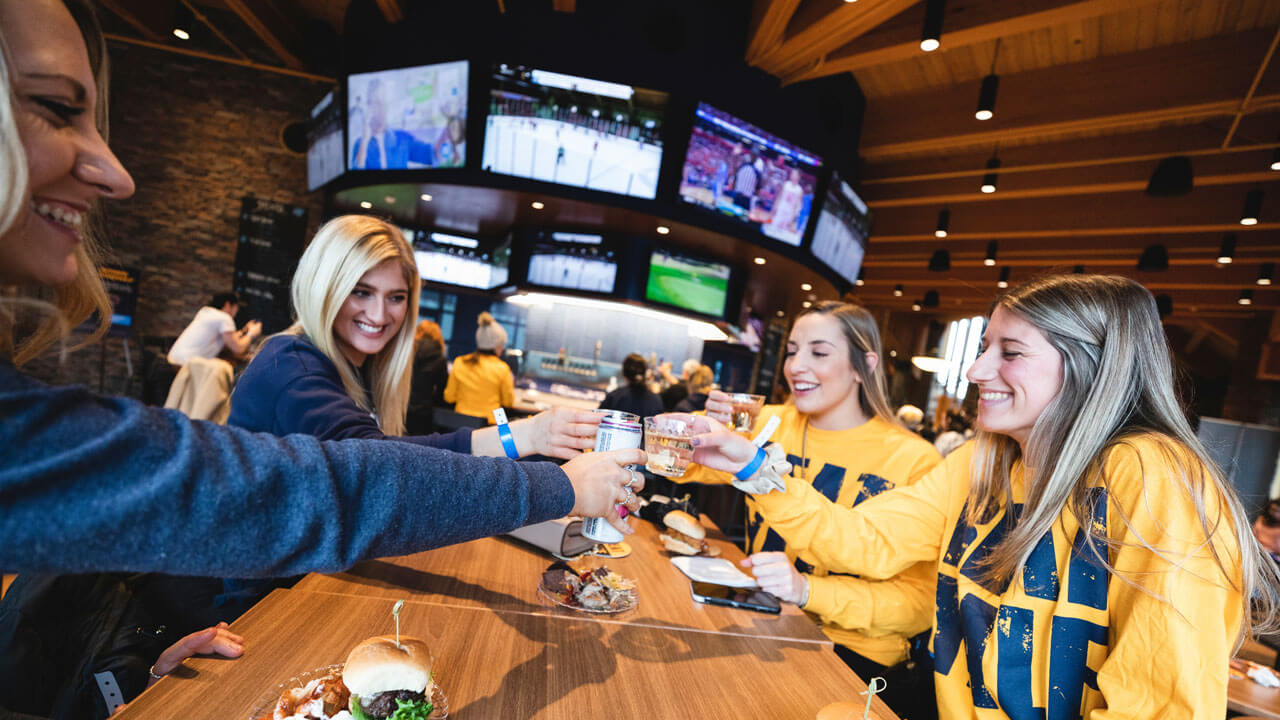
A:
[
  {"xmin": 626, "ymin": 470, "xmax": 640, "ymax": 489},
  {"xmin": 622, "ymin": 486, "xmax": 634, "ymax": 505}
]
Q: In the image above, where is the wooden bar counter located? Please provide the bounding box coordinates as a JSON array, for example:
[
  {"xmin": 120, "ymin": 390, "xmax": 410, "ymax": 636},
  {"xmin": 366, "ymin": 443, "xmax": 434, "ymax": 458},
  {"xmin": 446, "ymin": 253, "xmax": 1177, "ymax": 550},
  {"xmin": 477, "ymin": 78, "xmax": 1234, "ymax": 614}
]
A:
[
  {"xmin": 295, "ymin": 515, "xmax": 831, "ymax": 645},
  {"xmin": 117, "ymin": 589, "xmax": 897, "ymax": 720}
]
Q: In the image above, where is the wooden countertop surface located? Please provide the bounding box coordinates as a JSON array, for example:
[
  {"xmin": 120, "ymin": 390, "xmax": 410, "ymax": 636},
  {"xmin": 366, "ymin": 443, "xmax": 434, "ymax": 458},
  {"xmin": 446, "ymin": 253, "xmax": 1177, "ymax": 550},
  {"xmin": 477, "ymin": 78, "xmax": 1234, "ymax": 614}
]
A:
[
  {"xmin": 117, "ymin": 589, "xmax": 895, "ymax": 720},
  {"xmin": 294, "ymin": 514, "xmax": 831, "ymax": 646}
]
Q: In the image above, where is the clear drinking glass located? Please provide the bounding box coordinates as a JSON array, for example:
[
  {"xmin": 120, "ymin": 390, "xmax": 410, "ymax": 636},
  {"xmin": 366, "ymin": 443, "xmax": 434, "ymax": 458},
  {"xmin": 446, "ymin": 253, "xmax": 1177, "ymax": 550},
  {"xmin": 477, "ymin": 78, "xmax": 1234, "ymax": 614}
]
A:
[
  {"xmin": 725, "ymin": 393, "xmax": 766, "ymax": 433},
  {"xmin": 644, "ymin": 416, "xmax": 695, "ymax": 478}
]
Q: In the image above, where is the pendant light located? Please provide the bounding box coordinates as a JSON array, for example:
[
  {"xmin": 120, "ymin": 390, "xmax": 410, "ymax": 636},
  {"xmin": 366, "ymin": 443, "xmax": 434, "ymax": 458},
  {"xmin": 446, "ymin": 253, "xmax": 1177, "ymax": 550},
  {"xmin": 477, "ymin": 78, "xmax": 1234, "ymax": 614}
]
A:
[
  {"xmin": 975, "ymin": 39, "xmax": 1000, "ymax": 121},
  {"xmin": 935, "ymin": 208, "xmax": 950, "ymax": 238},
  {"xmin": 997, "ymin": 267, "xmax": 1010, "ymax": 288},
  {"xmin": 980, "ymin": 154, "xmax": 1000, "ymax": 194},
  {"xmin": 893, "ymin": 284, "xmax": 904, "ymax": 297},
  {"xmin": 928, "ymin": 249, "xmax": 951, "ymax": 272},
  {"xmin": 1239, "ymin": 289, "xmax": 1254, "ymax": 305},
  {"xmin": 173, "ymin": 1, "xmax": 194, "ymax": 40},
  {"xmin": 1258, "ymin": 263, "xmax": 1274, "ymax": 286},
  {"xmin": 1218, "ymin": 233, "xmax": 1236, "ymax": 264},
  {"xmin": 920, "ymin": 0, "xmax": 946, "ymax": 52},
  {"xmin": 984, "ymin": 241, "xmax": 998, "ymax": 267},
  {"xmin": 1240, "ymin": 189, "xmax": 1262, "ymax": 226}
]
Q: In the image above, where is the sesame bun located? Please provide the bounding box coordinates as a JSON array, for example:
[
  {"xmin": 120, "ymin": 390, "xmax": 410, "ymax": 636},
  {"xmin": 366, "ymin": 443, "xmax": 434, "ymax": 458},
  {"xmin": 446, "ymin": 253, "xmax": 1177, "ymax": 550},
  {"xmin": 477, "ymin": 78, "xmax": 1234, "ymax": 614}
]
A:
[
  {"xmin": 343, "ymin": 636, "xmax": 432, "ymax": 699},
  {"xmin": 662, "ymin": 510, "xmax": 705, "ymax": 541},
  {"xmin": 815, "ymin": 701, "xmax": 863, "ymax": 720}
]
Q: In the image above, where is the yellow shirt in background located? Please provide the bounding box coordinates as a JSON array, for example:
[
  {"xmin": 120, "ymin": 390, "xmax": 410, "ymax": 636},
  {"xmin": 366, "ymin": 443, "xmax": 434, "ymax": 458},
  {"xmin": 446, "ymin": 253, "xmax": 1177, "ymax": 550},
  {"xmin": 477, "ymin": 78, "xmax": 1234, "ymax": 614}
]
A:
[
  {"xmin": 752, "ymin": 436, "xmax": 1243, "ymax": 719},
  {"xmin": 443, "ymin": 353, "xmax": 514, "ymax": 422},
  {"xmin": 679, "ymin": 404, "xmax": 942, "ymax": 666}
]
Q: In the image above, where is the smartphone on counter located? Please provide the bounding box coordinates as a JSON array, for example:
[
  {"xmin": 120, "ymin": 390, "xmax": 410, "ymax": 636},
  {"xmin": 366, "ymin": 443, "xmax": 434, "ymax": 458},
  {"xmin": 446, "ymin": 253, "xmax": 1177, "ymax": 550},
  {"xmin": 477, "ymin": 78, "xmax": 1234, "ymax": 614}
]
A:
[{"xmin": 689, "ymin": 581, "xmax": 781, "ymax": 614}]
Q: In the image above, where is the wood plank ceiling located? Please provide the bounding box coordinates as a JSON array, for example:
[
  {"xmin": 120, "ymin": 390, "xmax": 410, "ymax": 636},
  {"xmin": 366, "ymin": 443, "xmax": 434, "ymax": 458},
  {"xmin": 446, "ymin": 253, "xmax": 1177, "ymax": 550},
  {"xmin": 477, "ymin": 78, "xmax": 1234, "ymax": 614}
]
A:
[{"xmin": 749, "ymin": 0, "xmax": 1280, "ymax": 325}]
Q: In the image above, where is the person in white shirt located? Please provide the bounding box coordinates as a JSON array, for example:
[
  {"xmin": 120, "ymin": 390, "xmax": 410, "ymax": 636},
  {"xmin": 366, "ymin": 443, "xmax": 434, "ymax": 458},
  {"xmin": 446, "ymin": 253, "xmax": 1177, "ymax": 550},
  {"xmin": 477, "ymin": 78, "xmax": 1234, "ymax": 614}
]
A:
[{"xmin": 167, "ymin": 292, "xmax": 260, "ymax": 366}]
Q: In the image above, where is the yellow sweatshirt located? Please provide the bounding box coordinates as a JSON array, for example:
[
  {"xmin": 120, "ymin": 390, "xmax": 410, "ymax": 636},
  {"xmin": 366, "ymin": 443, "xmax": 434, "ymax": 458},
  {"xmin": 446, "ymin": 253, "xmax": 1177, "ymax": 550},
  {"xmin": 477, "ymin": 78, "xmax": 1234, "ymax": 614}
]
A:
[
  {"xmin": 443, "ymin": 353, "xmax": 514, "ymax": 422},
  {"xmin": 679, "ymin": 404, "xmax": 942, "ymax": 665},
  {"xmin": 751, "ymin": 436, "xmax": 1243, "ymax": 719}
]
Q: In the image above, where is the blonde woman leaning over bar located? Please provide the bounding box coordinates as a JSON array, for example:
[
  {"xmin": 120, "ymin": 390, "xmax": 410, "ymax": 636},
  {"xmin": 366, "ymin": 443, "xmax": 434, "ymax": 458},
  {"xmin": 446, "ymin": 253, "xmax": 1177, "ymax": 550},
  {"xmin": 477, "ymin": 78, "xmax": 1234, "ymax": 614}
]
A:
[
  {"xmin": 679, "ymin": 274, "xmax": 1280, "ymax": 719},
  {"xmin": 673, "ymin": 301, "xmax": 942, "ymax": 720}
]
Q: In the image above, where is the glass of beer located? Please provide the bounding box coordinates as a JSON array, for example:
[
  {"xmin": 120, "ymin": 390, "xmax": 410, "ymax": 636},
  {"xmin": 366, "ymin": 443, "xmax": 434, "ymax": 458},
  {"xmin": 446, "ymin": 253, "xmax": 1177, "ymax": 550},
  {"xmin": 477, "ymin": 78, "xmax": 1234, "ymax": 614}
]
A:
[
  {"xmin": 644, "ymin": 416, "xmax": 695, "ymax": 478},
  {"xmin": 725, "ymin": 393, "xmax": 766, "ymax": 433}
]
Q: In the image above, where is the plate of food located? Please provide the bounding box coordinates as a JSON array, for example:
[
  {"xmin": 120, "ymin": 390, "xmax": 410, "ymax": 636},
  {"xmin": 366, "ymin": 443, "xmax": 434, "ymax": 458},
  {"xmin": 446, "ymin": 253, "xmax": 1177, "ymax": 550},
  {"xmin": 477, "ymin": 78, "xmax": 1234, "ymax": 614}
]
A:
[
  {"xmin": 538, "ymin": 561, "xmax": 637, "ymax": 614},
  {"xmin": 250, "ymin": 636, "xmax": 447, "ymax": 720},
  {"xmin": 658, "ymin": 510, "xmax": 720, "ymax": 557}
]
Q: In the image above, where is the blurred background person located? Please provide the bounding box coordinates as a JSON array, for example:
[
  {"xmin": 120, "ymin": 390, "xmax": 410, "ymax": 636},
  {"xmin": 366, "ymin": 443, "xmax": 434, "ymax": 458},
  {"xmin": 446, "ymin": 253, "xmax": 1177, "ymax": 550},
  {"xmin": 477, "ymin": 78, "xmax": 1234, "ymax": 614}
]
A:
[
  {"xmin": 444, "ymin": 311, "xmax": 514, "ymax": 422},
  {"xmin": 673, "ymin": 364, "xmax": 714, "ymax": 413},
  {"xmin": 660, "ymin": 358, "xmax": 701, "ymax": 411},
  {"xmin": 407, "ymin": 319, "xmax": 448, "ymax": 435},
  {"xmin": 599, "ymin": 352, "xmax": 663, "ymax": 417},
  {"xmin": 166, "ymin": 291, "xmax": 260, "ymax": 366}
]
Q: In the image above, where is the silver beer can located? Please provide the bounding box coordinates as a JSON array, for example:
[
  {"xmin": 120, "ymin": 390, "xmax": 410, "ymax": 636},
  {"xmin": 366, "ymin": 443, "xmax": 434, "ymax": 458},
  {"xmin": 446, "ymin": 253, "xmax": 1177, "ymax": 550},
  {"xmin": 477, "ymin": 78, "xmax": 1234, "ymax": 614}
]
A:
[{"xmin": 581, "ymin": 410, "xmax": 642, "ymax": 544}]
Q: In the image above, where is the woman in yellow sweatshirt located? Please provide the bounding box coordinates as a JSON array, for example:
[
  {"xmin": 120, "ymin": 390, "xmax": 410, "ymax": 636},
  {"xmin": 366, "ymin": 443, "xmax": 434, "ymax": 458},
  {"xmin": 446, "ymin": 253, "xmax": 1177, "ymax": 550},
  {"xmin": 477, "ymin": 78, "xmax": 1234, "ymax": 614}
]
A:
[
  {"xmin": 676, "ymin": 301, "xmax": 942, "ymax": 719},
  {"xmin": 682, "ymin": 274, "xmax": 1280, "ymax": 719},
  {"xmin": 444, "ymin": 311, "xmax": 515, "ymax": 422}
]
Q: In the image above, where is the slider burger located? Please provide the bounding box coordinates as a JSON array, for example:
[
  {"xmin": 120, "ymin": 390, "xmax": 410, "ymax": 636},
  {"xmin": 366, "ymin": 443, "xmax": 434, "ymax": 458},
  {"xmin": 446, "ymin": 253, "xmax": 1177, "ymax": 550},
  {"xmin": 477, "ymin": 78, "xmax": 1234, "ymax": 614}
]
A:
[
  {"xmin": 659, "ymin": 509, "xmax": 710, "ymax": 556},
  {"xmin": 343, "ymin": 636, "xmax": 436, "ymax": 720}
]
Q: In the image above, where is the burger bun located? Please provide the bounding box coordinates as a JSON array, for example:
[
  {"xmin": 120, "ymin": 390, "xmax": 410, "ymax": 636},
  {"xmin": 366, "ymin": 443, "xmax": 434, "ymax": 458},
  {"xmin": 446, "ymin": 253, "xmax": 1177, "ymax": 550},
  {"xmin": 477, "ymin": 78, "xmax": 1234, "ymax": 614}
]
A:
[
  {"xmin": 815, "ymin": 701, "xmax": 864, "ymax": 720},
  {"xmin": 659, "ymin": 533, "xmax": 700, "ymax": 556},
  {"xmin": 662, "ymin": 510, "xmax": 705, "ymax": 541},
  {"xmin": 343, "ymin": 635, "xmax": 432, "ymax": 699}
]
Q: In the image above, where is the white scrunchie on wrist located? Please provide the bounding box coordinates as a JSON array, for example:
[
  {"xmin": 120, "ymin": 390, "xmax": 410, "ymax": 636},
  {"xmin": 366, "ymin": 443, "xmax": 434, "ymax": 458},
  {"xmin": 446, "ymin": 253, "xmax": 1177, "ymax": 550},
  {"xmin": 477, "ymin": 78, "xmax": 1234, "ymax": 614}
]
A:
[{"xmin": 729, "ymin": 443, "xmax": 790, "ymax": 495}]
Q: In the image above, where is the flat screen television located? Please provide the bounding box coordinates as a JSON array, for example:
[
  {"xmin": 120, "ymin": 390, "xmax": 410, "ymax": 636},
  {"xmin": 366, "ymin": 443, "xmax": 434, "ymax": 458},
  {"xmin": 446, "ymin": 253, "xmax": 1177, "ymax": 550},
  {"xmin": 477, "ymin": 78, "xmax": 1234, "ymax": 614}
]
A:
[
  {"xmin": 482, "ymin": 64, "xmax": 666, "ymax": 199},
  {"xmin": 306, "ymin": 90, "xmax": 344, "ymax": 190},
  {"xmin": 525, "ymin": 230, "xmax": 618, "ymax": 293},
  {"xmin": 810, "ymin": 171, "xmax": 871, "ymax": 287},
  {"xmin": 679, "ymin": 103, "xmax": 821, "ymax": 247},
  {"xmin": 414, "ymin": 231, "xmax": 510, "ymax": 290},
  {"xmin": 347, "ymin": 61, "xmax": 468, "ymax": 170},
  {"xmin": 644, "ymin": 249, "xmax": 732, "ymax": 318}
]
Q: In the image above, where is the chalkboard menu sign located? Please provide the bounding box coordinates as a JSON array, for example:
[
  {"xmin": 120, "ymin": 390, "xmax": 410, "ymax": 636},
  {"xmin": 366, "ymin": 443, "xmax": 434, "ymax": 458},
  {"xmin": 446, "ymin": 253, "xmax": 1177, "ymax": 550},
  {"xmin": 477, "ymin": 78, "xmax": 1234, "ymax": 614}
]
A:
[
  {"xmin": 99, "ymin": 264, "xmax": 139, "ymax": 337},
  {"xmin": 752, "ymin": 321, "xmax": 788, "ymax": 398},
  {"xmin": 234, "ymin": 196, "xmax": 308, "ymax": 334}
]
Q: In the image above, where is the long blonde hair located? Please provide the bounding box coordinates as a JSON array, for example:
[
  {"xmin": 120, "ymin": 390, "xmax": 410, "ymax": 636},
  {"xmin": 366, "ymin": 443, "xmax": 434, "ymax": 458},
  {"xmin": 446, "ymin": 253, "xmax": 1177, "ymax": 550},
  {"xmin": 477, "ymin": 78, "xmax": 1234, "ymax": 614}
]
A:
[
  {"xmin": 287, "ymin": 214, "xmax": 420, "ymax": 436},
  {"xmin": 967, "ymin": 273, "xmax": 1279, "ymax": 638},
  {"xmin": 0, "ymin": 0, "xmax": 112, "ymax": 366},
  {"xmin": 797, "ymin": 300, "xmax": 895, "ymax": 424}
]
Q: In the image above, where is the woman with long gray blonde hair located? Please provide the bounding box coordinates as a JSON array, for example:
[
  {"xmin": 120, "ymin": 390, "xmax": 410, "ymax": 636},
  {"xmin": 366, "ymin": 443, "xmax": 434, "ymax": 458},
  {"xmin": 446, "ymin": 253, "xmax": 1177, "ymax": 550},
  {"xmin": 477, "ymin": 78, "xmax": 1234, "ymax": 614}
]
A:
[
  {"xmin": 681, "ymin": 274, "xmax": 1279, "ymax": 718},
  {"xmin": 228, "ymin": 214, "xmax": 605, "ymax": 459}
]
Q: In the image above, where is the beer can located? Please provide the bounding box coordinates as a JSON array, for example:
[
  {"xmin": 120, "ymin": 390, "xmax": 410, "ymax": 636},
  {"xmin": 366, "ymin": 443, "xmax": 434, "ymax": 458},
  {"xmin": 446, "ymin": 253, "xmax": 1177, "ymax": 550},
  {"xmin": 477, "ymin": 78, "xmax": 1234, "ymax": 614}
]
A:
[{"xmin": 581, "ymin": 410, "xmax": 642, "ymax": 544}]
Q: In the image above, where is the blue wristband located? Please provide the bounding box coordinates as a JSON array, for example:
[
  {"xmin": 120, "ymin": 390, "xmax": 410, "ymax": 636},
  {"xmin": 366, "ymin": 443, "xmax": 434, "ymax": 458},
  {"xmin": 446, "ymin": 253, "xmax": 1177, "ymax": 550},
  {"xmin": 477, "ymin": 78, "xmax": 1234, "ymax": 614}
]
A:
[
  {"xmin": 734, "ymin": 445, "xmax": 768, "ymax": 482},
  {"xmin": 493, "ymin": 408, "xmax": 520, "ymax": 459}
]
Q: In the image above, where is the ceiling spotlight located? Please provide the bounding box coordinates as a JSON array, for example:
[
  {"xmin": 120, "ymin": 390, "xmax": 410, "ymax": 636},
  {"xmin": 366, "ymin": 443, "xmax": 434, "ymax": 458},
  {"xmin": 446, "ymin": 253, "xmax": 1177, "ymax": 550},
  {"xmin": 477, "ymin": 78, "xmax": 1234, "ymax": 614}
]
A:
[
  {"xmin": 923, "ymin": 290, "xmax": 940, "ymax": 308},
  {"xmin": 531, "ymin": 201, "xmax": 545, "ymax": 210},
  {"xmin": 1258, "ymin": 263, "xmax": 1274, "ymax": 286},
  {"xmin": 359, "ymin": 201, "xmax": 372, "ymax": 209},
  {"xmin": 980, "ymin": 155, "xmax": 1000, "ymax": 194},
  {"xmin": 1136, "ymin": 244, "xmax": 1169, "ymax": 272},
  {"xmin": 754, "ymin": 257, "xmax": 767, "ymax": 265},
  {"xmin": 420, "ymin": 193, "xmax": 433, "ymax": 202},
  {"xmin": 1218, "ymin": 233, "xmax": 1236, "ymax": 264},
  {"xmin": 855, "ymin": 269, "xmax": 865, "ymax": 287},
  {"xmin": 975, "ymin": 74, "xmax": 998, "ymax": 121},
  {"xmin": 1271, "ymin": 145, "xmax": 1280, "ymax": 171},
  {"xmin": 920, "ymin": 0, "xmax": 945, "ymax": 52},
  {"xmin": 912, "ymin": 299, "xmax": 922, "ymax": 311},
  {"xmin": 893, "ymin": 284, "xmax": 904, "ymax": 297},
  {"xmin": 656, "ymin": 225, "xmax": 670, "ymax": 234},
  {"xmin": 928, "ymin": 249, "xmax": 951, "ymax": 272},
  {"xmin": 800, "ymin": 283, "xmax": 812, "ymax": 291},
  {"xmin": 1145, "ymin": 156, "xmax": 1194, "ymax": 197},
  {"xmin": 802, "ymin": 301, "xmax": 812, "ymax": 308},
  {"xmin": 935, "ymin": 208, "xmax": 950, "ymax": 238},
  {"xmin": 173, "ymin": 2, "xmax": 193, "ymax": 40},
  {"xmin": 1241, "ymin": 189, "xmax": 1262, "ymax": 225},
  {"xmin": 776, "ymin": 310, "xmax": 785, "ymax": 317},
  {"xmin": 997, "ymin": 266, "xmax": 1010, "ymax": 289},
  {"xmin": 984, "ymin": 241, "xmax": 998, "ymax": 267},
  {"xmin": 1239, "ymin": 289, "xmax": 1254, "ymax": 305}
]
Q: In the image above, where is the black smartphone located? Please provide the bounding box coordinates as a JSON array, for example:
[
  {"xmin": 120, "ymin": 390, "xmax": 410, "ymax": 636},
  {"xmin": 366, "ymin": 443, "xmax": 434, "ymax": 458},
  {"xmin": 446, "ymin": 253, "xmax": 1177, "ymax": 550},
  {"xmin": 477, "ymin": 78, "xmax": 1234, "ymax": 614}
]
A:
[{"xmin": 689, "ymin": 581, "xmax": 782, "ymax": 614}]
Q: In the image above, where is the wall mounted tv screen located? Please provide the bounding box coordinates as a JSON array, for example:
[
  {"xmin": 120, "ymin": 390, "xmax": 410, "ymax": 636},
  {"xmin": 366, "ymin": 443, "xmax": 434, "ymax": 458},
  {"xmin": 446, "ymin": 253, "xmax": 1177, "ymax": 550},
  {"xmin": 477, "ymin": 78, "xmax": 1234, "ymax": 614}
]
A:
[
  {"xmin": 525, "ymin": 230, "xmax": 618, "ymax": 294},
  {"xmin": 347, "ymin": 61, "xmax": 468, "ymax": 170},
  {"xmin": 810, "ymin": 171, "xmax": 871, "ymax": 287},
  {"xmin": 645, "ymin": 249, "xmax": 731, "ymax": 318},
  {"xmin": 307, "ymin": 89, "xmax": 344, "ymax": 190},
  {"xmin": 679, "ymin": 103, "xmax": 821, "ymax": 247},
  {"xmin": 414, "ymin": 231, "xmax": 510, "ymax": 290},
  {"xmin": 482, "ymin": 64, "xmax": 667, "ymax": 199}
]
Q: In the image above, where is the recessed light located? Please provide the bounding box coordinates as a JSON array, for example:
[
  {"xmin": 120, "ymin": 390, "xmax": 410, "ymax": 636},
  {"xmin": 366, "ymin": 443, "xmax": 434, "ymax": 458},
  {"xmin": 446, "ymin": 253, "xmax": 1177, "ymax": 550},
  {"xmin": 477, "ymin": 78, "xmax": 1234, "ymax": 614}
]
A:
[
  {"xmin": 656, "ymin": 226, "xmax": 670, "ymax": 235},
  {"xmin": 531, "ymin": 201, "xmax": 545, "ymax": 210},
  {"xmin": 173, "ymin": 28, "xmax": 190, "ymax": 40},
  {"xmin": 800, "ymin": 283, "xmax": 812, "ymax": 291},
  {"xmin": 776, "ymin": 310, "xmax": 785, "ymax": 317},
  {"xmin": 359, "ymin": 201, "xmax": 372, "ymax": 209},
  {"xmin": 754, "ymin": 257, "xmax": 766, "ymax": 265},
  {"xmin": 802, "ymin": 301, "xmax": 812, "ymax": 308},
  {"xmin": 420, "ymin": 193, "xmax": 433, "ymax": 202}
]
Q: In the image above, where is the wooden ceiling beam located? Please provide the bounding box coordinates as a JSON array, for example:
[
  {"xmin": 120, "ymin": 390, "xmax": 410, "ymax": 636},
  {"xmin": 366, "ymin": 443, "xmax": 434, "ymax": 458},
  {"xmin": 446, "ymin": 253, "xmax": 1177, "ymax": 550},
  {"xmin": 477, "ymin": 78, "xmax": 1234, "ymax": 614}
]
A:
[
  {"xmin": 746, "ymin": 0, "xmax": 804, "ymax": 64},
  {"xmin": 98, "ymin": 0, "xmax": 165, "ymax": 42},
  {"xmin": 860, "ymin": 30, "xmax": 1280, "ymax": 160},
  {"xmin": 551, "ymin": 0, "xmax": 576, "ymax": 13},
  {"xmin": 790, "ymin": 0, "xmax": 1162, "ymax": 81},
  {"xmin": 1223, "ymin": 24, "xmax": 1280, "ymax": 148},
  {"xmin": 756, "ymin": 0, "xmax": 921, "ymax": 77},
  {"xmin": 222, "ymin": 0, "xmax": 304, "ymax": 69}
]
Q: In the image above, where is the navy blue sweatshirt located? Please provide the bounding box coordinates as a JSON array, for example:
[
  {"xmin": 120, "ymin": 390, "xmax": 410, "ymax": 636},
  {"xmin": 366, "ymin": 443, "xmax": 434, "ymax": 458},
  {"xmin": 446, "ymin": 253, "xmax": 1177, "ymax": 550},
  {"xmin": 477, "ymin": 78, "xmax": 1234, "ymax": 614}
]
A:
[
  {"xmin": 0, "ymin": 360, "xmax": 573, "ymax": 577},
  {"xmin": 229, "ymin": 334, "xmax": 470, "ymax": 451}
]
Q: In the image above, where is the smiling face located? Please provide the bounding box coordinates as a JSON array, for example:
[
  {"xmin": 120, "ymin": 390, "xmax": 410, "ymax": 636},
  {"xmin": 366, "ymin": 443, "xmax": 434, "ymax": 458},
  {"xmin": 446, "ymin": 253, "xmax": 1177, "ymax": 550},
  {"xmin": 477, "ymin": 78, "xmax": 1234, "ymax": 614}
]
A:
[
  {"xmin": 965, "ymin": 306, "xmax": 1064, "ymax": 448},
  {"xmin": 332, "ymin": 260, "xmax": 409, "ymax": 367},
  {"xmin": 0, "ymin": 0, "xmax": 135, "ymax": 287},
  {"xmin": 784, "ymin": 312, "xmax": 867, "ymax": 430}
]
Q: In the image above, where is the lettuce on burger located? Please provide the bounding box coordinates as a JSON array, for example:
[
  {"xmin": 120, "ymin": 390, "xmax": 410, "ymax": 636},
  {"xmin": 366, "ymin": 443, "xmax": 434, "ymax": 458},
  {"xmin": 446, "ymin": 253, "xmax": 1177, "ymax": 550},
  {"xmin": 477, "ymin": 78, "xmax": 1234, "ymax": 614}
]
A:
[{"xmin": 343, "ymin": 636, "xmax": 436, "ymax": 720}]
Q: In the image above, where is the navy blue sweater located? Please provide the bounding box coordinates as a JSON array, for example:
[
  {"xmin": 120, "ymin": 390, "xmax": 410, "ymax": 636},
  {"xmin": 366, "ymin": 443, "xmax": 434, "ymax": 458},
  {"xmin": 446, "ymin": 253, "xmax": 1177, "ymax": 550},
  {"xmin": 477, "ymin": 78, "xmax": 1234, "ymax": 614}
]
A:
[
  {"xmin": 0, "ymin": 360, "xmax": 574, "ymax": 577},
  {"xmin": 229, "ymin": 334, "xmax": 470, "ymax": 451}
]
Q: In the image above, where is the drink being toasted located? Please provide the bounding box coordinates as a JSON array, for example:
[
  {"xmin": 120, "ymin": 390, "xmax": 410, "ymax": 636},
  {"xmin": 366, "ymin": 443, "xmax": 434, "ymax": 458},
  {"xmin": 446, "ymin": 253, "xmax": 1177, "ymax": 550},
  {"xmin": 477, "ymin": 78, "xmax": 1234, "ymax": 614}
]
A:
[
  {"xmin": 725, "ymin": 393, "xmax": 766, "ymax": 433},
  {"xmin": 581, "ymin": 410, "xmax": 642, "ymax": 544},
  {"xmin": 644, "ymin": 416, "xmax": 694, "ymax": 478}
]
